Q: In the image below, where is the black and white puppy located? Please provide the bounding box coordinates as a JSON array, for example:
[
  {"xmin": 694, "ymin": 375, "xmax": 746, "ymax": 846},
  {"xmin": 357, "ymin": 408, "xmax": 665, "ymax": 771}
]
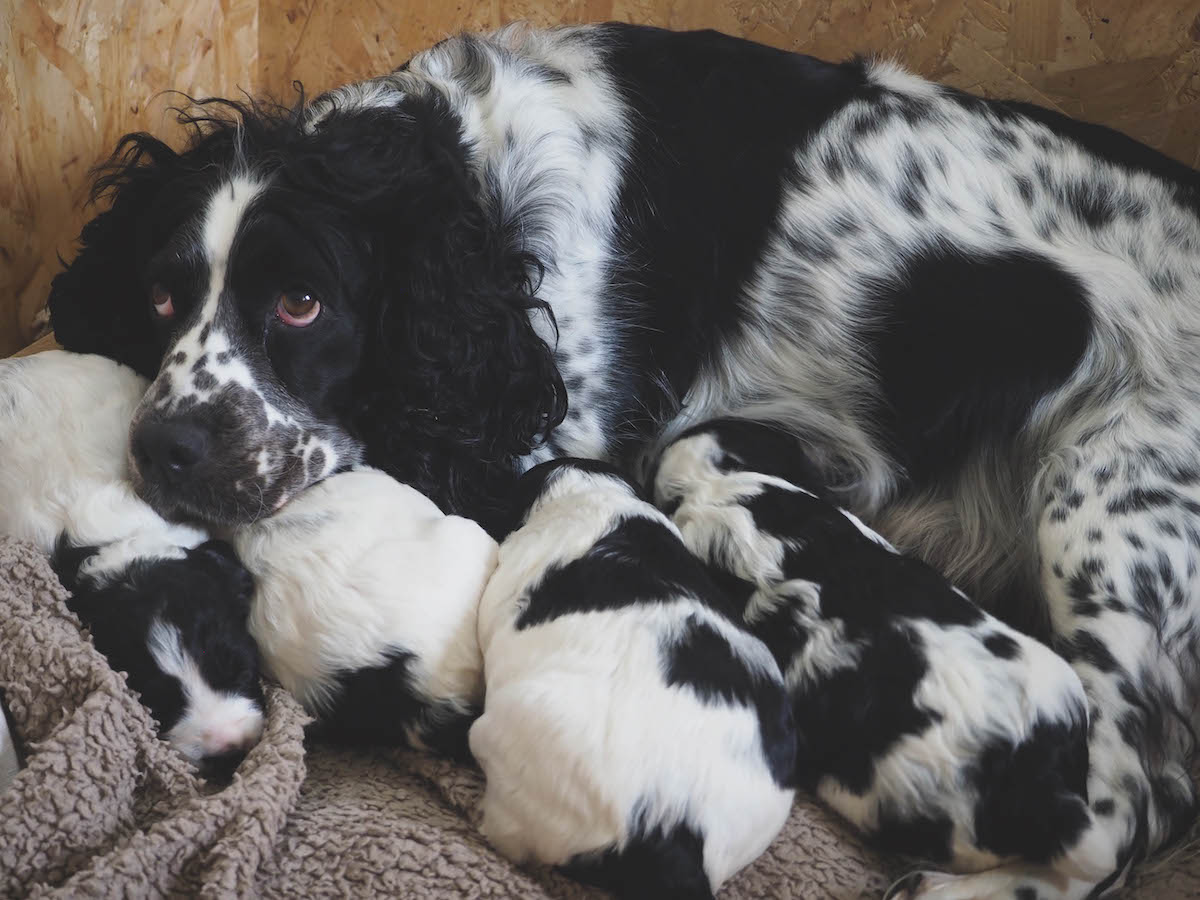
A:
[
  {"xmin": 470, "ymin": 458, "xmax": 795, "ymax": 899},
  {"xmin": 653, "ymin": 421, "xmax": 1113, "ymax": 894},
  {"xmin": 0, "ymin": 351, "xmax": 264, "ymax": 769},
  {"xmin": 232, "ymin": 467, "xmax": 497, "ymax": 759},
  {"xmin": 52, "ymin": 538, "xmax": 265, "ymax": 771}
]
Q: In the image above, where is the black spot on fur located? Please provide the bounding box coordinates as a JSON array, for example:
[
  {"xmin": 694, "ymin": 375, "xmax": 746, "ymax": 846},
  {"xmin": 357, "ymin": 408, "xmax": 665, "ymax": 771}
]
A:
[
  {"xmin": 971, "ymin": 716, "xmax": 1091, "ymax": 863},
  {"xmin": 871, "ymin": 247, "xmax": 1091, "ymax": 485},
  {"xmin": 1093, "ymin": 798, "xmax": 1116, "ymax": 816},
  {"xmin": 870, "ymin": 810, "xmax": 954, "ymax": 862},
  {"xmin": 664, "ymin": 616, "xmax": 796, "ymax": 787},
  {"xmin": 984, "ymin": 633, "xmax": 1020, "ymax": 659},
  {"xmin": 1066, "ymin": 630, "xmax": 1119, "ymax": 673},
  {"xmin": 1014, "ymin": 175, "xmax": 1034, "ymax": 204},
  {"xmin": 530, "ymin": 62, "xmax": 571, "ymax": 85},
  {"xmin": 193, "ymin": 369, "xmax": 217, "ymax": 391},
  {"xmin": 306, "ymin": 649, "xmax": 477, "ymax": 761},
  {"xmin": 1107, "ymin": 487, "xmax": 1178, "ymax": 515},
  {"xmin": 516, "ymin": 515, "xmax": 730, "ymax": 628},
  {"xmin": 1087, "ymin": 529, "xmax": 1104, "ymax": 543},
  {"xmin": 784, "ymin": 624, "xmax": 938, "ymax": 794},
  {"xmin": 565, "ymin": 816, "xmax": 714, "ymax": 900}
]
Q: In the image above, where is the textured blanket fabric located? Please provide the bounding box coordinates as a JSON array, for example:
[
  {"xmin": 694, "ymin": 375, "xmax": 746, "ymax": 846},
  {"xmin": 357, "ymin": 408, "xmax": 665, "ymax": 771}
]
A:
[{"xmin": 0, "ymin": 534, "xmax": 1193, "ymax": 898}]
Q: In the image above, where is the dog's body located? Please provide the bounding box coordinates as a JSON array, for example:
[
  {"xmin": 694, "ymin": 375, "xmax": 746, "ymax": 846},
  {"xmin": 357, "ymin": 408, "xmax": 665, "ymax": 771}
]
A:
[
  {"xmin": 655, "ymin": 421, "xmax": 1113, "ymax": 892},
  {"xmin": 46, "ymin": 22, "xmax": 1200, "ymax": 896},
  {"xmin": 471, "ymin": 459, "xmax": 795, "ymax": 898},
  {"xmin": 232, "ymin": 467, "xmax": 497, "ymax": 758}
]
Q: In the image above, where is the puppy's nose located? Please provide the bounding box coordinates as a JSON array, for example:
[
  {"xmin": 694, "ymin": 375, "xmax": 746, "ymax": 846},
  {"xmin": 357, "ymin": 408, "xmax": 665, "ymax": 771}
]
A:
[{"xmin": 133, "ymin": 421, "xmax": 211, "ymax": 483}]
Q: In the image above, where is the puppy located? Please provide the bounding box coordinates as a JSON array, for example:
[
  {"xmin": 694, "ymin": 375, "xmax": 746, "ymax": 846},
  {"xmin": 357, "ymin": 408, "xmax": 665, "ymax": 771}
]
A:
[
  {"xmin": 52, "ymin": 539, "xmax": 265, "ymax": 773},
  {"xmin": 654, "ymin": 420, "xmax": 1111, "ymax": 881},
  {"xmin": 470, "ymin": 458, "xmax": 796, "ymax": 900},
  {"xmin": 232, "ymin": 467, "xmax": 498, "ymax": 759},
  {"xmin": 0, "ymin": 351, "xmax": 264, "ymax": 770}
]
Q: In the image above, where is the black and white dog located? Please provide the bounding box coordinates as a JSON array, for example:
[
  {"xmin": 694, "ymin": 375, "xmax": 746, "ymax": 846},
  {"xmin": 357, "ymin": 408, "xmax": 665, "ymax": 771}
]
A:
[{"xmin": 47, "ymin": 22, "xmax": 1200, "ymax": 897}]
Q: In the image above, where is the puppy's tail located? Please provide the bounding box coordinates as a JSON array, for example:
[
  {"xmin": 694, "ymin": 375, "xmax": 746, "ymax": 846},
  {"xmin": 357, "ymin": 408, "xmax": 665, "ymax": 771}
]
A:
[{"xmin": 563, "ymin": 822, "xmax": 715, "ymax": 900}]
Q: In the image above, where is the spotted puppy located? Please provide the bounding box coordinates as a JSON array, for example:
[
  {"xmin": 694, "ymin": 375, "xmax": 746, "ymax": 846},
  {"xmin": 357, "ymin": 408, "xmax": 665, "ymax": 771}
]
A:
[
  {"xmin": 0, "ymin": 351, "xmax": 265, "ymax": 770},
  {"xmin": 470, "ymin": 458, "xmax": 795, "ymax": 899},
  {"xmin": 654, "ymin": 421, "xmax": 1115, "ymax": 894},
  {"xmin": 232, "ymin": 467, "xmax": 498, "ymax": 759}
]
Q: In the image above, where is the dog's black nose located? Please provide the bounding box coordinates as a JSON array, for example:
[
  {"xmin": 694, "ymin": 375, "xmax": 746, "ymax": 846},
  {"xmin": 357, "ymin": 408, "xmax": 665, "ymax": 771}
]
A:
[{"xmin": 133, "ymin": 421, "xmax": 211, "ymax": 483}]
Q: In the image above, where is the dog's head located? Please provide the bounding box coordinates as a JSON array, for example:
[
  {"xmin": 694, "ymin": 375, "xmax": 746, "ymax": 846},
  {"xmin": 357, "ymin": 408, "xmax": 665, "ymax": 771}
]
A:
[{"xmin": 50, "ymin": 91, "xmax": 565, "ymax": 528}]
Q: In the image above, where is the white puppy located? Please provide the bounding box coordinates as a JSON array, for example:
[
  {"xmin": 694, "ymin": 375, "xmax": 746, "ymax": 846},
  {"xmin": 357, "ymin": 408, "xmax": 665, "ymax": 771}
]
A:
[{"xmin": 233, "ymin": 467, "xmax": 498, "ymax": 758}]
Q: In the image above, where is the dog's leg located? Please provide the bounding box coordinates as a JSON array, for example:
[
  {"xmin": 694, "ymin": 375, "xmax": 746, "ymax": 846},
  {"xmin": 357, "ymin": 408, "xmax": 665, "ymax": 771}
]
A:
[{"xmin": 891, "ymin": 438, "xmax": 1200, "ymax": 899}]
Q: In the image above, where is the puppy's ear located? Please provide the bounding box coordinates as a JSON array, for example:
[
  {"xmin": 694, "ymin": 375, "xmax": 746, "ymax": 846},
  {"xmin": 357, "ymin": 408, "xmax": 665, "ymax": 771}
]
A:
[
  {"xmin": 296, "ymin": 98, "xmax": 567, "ymax": 531},
  {"xmin": 47, "ymin": 134, "xmax": 182, "ymax": 378}
]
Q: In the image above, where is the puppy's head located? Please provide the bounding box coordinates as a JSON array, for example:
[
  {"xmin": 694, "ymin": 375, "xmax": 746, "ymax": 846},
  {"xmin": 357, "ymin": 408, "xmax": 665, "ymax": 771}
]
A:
[
  {"xmin": 653, "ymin": 419, "xmax": 829, "ymax": 516},
  {"xmin": 50, "ymin": 90, "xmax": 565, "ymax": 530},
  {"xmin": 54, "ymin": 538, "xmax": 264, "ymax": 774},
  {"xmin": 506, "ymin": 457, "xmax": 639, "ymax": 536}
]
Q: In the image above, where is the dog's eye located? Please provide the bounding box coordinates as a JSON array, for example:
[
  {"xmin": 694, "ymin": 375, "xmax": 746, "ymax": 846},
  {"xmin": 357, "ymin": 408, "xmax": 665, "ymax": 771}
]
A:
[
  {"xmin": 277, "ymin": 291, "xmax": 321, "ymax": 327},
  {"xmin": 151, "ymin": 284, "xmax": 175, "ymax": 319}
]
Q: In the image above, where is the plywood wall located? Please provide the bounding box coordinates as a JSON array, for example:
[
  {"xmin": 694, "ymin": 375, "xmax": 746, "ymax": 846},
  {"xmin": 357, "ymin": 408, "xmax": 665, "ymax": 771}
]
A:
[{"xmin": 3, "ymin": 0, "xmax": 1199, "ymax": 356}]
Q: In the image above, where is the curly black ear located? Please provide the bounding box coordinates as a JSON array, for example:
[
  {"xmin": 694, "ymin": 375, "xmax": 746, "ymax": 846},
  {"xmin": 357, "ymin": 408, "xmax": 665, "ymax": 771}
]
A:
[
  {"xmin": 295, "ymin": 97, "xmax": 567, "ymax": 530},
  {"xmin": 47, "ymin": 134, "xmax": 181, "ymax": 377}
]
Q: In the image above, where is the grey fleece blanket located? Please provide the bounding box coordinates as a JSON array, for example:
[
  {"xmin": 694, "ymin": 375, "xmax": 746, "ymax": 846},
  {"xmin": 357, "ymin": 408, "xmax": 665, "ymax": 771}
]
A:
[{"xmin": 0, "ymin": 535, "xmax": 1194, "ymax": 898}]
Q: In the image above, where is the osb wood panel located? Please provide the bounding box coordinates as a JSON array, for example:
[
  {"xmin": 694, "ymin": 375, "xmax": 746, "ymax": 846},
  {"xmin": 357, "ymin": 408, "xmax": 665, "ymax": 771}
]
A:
[
  {"xmin": 4, "ymin": 1, "xmax": 1200, "ymax": 357},
  {"xmin": 0, "ymin": 0, "xmax": 257, "ymax": 358},
  {"xmin": 260, "ymin": 0, "xmax": 1200, "ymax": 164}
]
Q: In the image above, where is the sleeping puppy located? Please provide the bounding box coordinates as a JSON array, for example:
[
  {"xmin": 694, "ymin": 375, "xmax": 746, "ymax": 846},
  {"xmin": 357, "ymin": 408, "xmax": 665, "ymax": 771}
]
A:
[
  {"xmin": 653, "ymin": 420, "xmax": 1112, "ymax": 884},
  {"xmin": 470, "ymin": 458, "xmax": 796, "ymax": 900},
  {"xmin": 232, "ymin": 467, "xmax": 498, "ymax": 759},
  {"xmin": 52, "ymin": 539, "xmax": 265, "ymax": 774},
  {"xmin": 0, "ymin": 351, "xmax": 264, "ymax": 771}
]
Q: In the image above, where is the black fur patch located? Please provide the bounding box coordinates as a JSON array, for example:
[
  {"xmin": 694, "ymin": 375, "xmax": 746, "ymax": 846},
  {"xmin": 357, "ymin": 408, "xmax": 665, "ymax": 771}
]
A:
[
  {"xmin": 663, "ymin": 615, "xmax": 797, "ymax": 787},
  {"xmin": 870, "ymin": 809, "xmax": 954, "ymax": 862},
  {"xmin": 970, "ymin": 716, "xmax": 1091, "ymax": 863},
  {"xmin": 983, "ymin": 633, "xmax": 1021, "ymax": 659},
  {"xmin": 565, "ymin": 815, "xmax": 714, "ymax": 900},
  {"xmin": 870, "ymin": 247, "xmax": 1091, "ymax": 484},
  {"xmin": 305, "ymin": 649, "xmax": 477, "ymax": 761},
  {"xmin": 515, "ymin": 515, "xmax": 728, "ymax": 629}
]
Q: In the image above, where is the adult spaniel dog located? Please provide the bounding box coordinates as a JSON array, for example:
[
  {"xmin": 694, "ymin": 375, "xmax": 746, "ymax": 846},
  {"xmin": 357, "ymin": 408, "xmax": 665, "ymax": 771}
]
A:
[{"xmin": 47, "ymin": 21, "xmax": 1200, "ymax": 899}]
